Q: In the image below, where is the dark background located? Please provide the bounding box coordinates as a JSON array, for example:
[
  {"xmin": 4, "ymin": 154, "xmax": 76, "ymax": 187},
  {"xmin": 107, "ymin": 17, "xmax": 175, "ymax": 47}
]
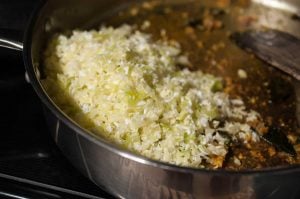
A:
[{"xmin": 0, "ymin": 0, "xmax": 40, "ymax": 30}]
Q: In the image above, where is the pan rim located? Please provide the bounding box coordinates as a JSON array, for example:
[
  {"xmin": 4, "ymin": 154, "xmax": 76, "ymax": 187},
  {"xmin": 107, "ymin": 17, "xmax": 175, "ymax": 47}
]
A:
[{"xmin": 23, "ymin": 0, "xmax": 300, "ymax": 176}]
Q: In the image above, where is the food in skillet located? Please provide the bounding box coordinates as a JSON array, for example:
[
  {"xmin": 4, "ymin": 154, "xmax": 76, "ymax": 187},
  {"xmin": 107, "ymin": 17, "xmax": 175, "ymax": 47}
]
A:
[
  {"xmin": 42, "ymin": 1, "xmax": 299, "ymax": 170},
  {"xmin": 43, "ymin": 25, "xmax": 265, "ymax": 169}
]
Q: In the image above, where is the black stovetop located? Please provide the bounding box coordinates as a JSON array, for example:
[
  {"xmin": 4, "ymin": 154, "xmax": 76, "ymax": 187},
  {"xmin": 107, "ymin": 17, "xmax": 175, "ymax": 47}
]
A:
[{"xmin": 0, "ymin": 1, "xmax": 113, "ymax": 198}]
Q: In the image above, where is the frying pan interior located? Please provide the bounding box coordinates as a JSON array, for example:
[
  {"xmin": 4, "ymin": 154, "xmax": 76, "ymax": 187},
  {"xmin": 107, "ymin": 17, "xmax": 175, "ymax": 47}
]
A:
[
  {"xmin": 29, "ymin": 0, "xmax": 300, "ymax": 153},
  {"xmin": 30, "ymin": 0, "xmax": 300, "ymax": 85},
  {"xmin": 24, "ymin": 0, "xmax": 300, "ymax": 198},
  {"xmin": 29, "ymin": 0, "xmax": 300, "ymax": 131}
]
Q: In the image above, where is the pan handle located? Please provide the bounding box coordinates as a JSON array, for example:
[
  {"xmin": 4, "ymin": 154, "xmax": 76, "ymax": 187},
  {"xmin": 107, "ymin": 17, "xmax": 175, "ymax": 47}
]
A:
[
  {"xmin": 0, "ymin": 29, "xmax": 27, "ymax": 81},
  {"xmin": 0, "ymin": 38, "xmax": 23, "ymax": 51}
]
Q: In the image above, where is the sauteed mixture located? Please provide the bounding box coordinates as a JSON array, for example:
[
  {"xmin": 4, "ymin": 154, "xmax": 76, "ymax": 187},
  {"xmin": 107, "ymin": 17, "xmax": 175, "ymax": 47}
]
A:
[{"xmin": 43, "ymin": 0, "xmax": 300, "ymax": 170}]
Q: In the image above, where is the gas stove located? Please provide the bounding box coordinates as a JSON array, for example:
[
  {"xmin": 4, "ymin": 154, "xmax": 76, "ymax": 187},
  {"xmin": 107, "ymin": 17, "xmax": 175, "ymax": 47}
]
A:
[{"xmin": 0, "ymin": 1, "xmax": 113, "ymax": 198}]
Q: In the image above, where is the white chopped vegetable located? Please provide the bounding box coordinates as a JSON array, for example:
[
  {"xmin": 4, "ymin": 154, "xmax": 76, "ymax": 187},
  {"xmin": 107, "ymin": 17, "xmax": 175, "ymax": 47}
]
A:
[
  {"xmin": 238, "ymin": 69, "xmax": 248, "ymax": 79},
  {"xmin": 141, "ymin": 20, "xmax": 151, "ymax": 30},
  {"xmin": 43, "ymin": 25, "xmax": 259, "ymax": 168}
]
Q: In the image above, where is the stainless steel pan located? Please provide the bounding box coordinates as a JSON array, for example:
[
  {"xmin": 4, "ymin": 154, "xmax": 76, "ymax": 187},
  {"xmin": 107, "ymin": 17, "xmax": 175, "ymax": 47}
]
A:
[{"xmin": 1, "ymin": 0, "xmax": 300, "ymax": 198}]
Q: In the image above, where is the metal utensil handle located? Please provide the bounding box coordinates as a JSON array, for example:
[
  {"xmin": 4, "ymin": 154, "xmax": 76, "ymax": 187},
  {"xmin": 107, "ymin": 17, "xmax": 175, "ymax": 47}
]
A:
[{"xmin": 0, "ymin": 38, "xmax": 23, "ymax": 51}]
